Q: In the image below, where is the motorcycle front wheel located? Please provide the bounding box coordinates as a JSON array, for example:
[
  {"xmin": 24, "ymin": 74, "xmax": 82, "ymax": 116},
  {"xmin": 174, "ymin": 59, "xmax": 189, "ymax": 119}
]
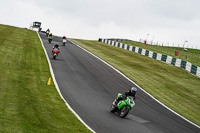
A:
[
  {"xmin": 120, "ymin": 106, "xmax": 129, "ymax": 118},
  {"xmin": 110, "ymin": 104, "xmax": 117, "ymax": 113}
]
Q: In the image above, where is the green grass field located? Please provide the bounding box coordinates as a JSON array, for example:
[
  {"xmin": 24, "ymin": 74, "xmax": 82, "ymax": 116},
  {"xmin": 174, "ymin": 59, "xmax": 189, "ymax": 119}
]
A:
[
  {"xmin": 119, "ymin": 41, "xmax": 200, "ymax": 67},
  {"xmin": 0, "ymin": 24, "xmax": 91, "ymax": 133},
  {"xmin": 69, "ymin": 38, "xmax": 200, "ymax": 126}
]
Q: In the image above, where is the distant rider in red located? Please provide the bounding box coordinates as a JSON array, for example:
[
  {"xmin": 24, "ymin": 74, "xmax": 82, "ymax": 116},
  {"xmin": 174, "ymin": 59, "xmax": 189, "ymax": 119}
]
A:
[{"xmin": 52, "ymin": 44, "xmax": 60, "ymax": 54}]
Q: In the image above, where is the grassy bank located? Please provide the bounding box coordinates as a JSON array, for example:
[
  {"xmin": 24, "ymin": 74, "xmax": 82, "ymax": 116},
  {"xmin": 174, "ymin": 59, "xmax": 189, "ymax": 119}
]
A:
[
  {"xmin": 120, "ymin": 41, "xmax": 200, "ymax": 66},
  {"xmin": 0, "ymin": 24, "xmax": 91, "ymax": 133},
  {"xmin": 69, "ymin": 38, "xmax": 200, "ymax": 126}
]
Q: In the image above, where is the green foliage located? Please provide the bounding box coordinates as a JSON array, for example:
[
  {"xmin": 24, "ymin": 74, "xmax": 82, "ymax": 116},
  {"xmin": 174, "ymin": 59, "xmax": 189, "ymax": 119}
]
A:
[
  {"xmin": 0, "ymin": 24, "xmax": 91, "ymax": 133},
  {"xmin": 69, "ymin": 38, "xmax": 200, "ymax": 126}
]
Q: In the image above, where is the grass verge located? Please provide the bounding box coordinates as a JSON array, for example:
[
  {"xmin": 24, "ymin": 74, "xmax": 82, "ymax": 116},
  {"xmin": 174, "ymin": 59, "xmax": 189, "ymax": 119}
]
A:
[
  {"xmin": 120, "ymin": 41, "xmax": 200, "ymax": 66},
  {"xmin": 0, "ymin": 24, "xmax": 91, "ymax": 133},
  {"xmin": 69, "ymin": 38, "xmax": 200, "ymax": 126}
]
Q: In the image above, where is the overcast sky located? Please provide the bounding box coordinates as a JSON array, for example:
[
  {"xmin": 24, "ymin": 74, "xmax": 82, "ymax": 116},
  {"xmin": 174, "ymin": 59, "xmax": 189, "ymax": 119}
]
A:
[{"xmin": 1, "ymin": 0, "xmax": 200, "ymax": 49}]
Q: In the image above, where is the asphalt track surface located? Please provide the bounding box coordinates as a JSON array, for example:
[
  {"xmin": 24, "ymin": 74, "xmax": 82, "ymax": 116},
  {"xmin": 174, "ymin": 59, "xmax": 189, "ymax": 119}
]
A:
[{"xmin": 39, "ymin": 33, "xmax": 200, "ymax": 133}]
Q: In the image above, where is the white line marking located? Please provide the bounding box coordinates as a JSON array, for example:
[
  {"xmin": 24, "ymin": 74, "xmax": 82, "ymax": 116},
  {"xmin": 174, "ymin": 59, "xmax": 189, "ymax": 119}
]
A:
[
  {"xmin": 37, "ymin": 32, "xmax": 96, "ymax": 133},
  {"xmin": 69, "ymin": 39, "xmax": 200, "ymax": 129}
]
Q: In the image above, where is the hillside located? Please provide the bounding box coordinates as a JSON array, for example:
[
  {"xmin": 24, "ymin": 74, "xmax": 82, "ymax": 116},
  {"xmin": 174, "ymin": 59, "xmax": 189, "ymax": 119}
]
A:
[{"xmin": 0, "ymin": 24, "xmax": 91, "ymax": 133}]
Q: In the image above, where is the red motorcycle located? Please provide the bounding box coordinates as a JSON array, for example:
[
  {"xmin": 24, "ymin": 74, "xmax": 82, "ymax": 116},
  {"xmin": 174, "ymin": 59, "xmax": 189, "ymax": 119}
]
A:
[{"xmin": 52, "ymin": 48, "xmax": 59, "ymax": 60}]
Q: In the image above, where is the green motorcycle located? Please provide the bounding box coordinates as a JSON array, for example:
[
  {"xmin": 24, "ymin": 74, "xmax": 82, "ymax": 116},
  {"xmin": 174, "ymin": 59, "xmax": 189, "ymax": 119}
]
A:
[{"xmin": 110, "ymin": 93, "xmax": 135, "ymax": 118}]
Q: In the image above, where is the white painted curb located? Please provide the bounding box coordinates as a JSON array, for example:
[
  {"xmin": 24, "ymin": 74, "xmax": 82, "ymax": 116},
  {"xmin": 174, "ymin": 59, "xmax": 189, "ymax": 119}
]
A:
[
  {"xmin": 68, "ymin": 39, "xmax": 200, "ymax": 129},
  {"xmin": 37, "ymin": 32, "xmax": 95, "ymax": 133}
]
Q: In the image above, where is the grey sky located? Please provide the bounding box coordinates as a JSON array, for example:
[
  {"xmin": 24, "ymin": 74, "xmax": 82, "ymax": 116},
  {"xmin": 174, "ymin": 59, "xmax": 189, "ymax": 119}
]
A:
[{"xmin": 1, "ymin": 0, "xmax": 200, "ymax": 49}]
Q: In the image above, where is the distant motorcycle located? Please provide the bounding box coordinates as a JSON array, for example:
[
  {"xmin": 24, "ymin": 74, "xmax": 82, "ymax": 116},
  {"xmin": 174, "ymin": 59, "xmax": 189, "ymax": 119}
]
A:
[
  {"xmin": 48, "ymin": 36, "xmax": 53, "ymax": 43},
  {"xmin": 46, "ymin": 31, "xmax": 49, "ymax": 36},
  {"xmin": 52, "ymin": 48, "xmax": 59, "ymax": 60},
  {"xmin": 62, "ymin": 39, "xmax": 67, "ymax": 46},
  {"xmin": 110, "ymin": 93, "xmax": 135, "ymax": 118}
]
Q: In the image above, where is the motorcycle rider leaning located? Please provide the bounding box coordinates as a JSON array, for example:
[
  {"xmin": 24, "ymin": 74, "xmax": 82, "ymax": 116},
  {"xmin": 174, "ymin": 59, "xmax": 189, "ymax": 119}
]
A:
[
  {"xmin": 52, "ymin": 44, "xmax": 60, "ymax": 54},
  {"xmin": 114, "ymin": 87, "xmax": 137, "ymax": 106}
]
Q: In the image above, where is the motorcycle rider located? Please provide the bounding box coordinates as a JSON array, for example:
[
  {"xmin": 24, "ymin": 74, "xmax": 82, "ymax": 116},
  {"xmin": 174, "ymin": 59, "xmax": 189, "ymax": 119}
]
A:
[
  {"xmin": 52, "ymin": 44, "xmax": 60, "ymax": 54},
  {"xmin": 46, "ymin": 29, "xmax": 50, "ymax": 36},
  {"xmin": 61, "ymin": 35, "xmax": 67, "ymax": 42},
  {"xmin": 62, "ymin": 35, "xmax": 66, "ymax": 40},
  {"xmin": 114, "ymin": 87, "xmax": 137, "ymax": 106},
  {"xmin": 48, "ymin": 33, "xmax": 53, "ymax": 39}
]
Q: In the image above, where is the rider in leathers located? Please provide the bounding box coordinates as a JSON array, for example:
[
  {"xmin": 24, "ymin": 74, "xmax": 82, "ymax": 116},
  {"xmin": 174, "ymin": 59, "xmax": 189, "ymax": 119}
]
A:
[
  {"xmin": 114, "ymin": 87, "xmax": 137, "ymax": 106},
  {"xmin": 52, "ymin": 44, "xmax": 60, "ymax": 54}
]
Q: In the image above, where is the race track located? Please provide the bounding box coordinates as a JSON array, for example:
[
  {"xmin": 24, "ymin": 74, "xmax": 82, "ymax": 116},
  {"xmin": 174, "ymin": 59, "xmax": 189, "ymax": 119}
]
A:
[{"xmin": 39, "ymin": 33, "xmax": 200, "ymax": 133}]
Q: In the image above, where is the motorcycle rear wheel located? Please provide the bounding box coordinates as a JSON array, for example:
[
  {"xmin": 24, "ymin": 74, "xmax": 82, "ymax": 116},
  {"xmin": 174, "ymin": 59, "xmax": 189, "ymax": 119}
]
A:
[
  {"xmin": 48, "ymin": 39, "xmax": 52, "ymax": 43},
  {"xmin": 53, "ymin": 55, "xmax": 56, "ymax": 60}
]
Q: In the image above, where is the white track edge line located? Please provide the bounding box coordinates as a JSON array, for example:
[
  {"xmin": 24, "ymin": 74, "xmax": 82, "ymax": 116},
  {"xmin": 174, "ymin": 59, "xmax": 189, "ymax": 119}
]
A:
[
  {"xmin": 68, "ymin": 39, "xmax": 200, "ymax": 129},
  {"xmin": 37, "ymin": 32, "xmax": 96, "ymax": 133}
]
